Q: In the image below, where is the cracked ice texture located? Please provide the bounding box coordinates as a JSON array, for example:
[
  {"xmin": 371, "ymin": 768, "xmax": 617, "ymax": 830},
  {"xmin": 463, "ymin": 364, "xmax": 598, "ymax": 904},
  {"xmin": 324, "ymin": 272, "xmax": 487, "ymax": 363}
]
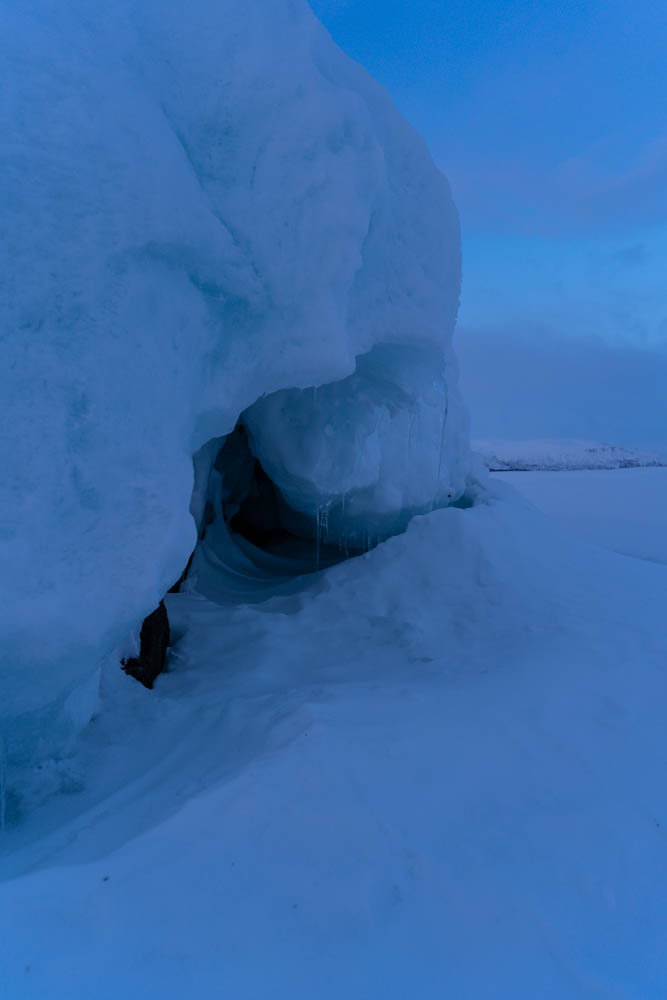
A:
[{"xmin": 0, "ymin": 0, "xmax": 467, "ymax": 757}]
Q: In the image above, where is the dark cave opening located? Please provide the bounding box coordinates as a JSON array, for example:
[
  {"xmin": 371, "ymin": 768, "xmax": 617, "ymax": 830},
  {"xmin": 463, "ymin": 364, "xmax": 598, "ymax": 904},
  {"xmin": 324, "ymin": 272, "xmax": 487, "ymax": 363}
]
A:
[
  {"xmin": 123, "ymin": 419, "xmax": 362, "ymax": 688},
  {"xmin": 209, "ymin": 422, "xmax": 359, "ymax": 570}
]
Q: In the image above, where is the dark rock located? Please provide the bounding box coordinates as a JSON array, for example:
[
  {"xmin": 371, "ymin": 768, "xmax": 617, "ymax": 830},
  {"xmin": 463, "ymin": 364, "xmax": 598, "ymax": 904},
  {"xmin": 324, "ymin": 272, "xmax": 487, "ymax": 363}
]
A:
[{"xmin": 121, "ymin": 600, "xmax": 170, "ymax": 689}]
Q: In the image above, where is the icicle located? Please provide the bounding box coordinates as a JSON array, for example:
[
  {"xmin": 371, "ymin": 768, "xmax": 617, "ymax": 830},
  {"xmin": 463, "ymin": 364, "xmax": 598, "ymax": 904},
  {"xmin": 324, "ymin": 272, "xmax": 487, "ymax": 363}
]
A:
[
  {"xmin": 341, "ymin": 498, "xmax": 349, "ymax": 558},
  {"xmin": 315, "ymin": 500, "xmax": 332, "ymax": 570},
  {"xmin": 436, "ymin": 365, "xmax": 450, "ymax": 481},
  {"xmin": 337, "ymin": 500, "xmax": 350, "ymax": 560},
  {"xmin": 434, "ymin": 368, "xmax": 449, "ymax": 509},
  {"xmin": 322, "ymin": 500, "xmax": 330, "ymax": 543},
  {"xmin": 408, "ymin": 406, "xmax": 417, "ymax": 454},
  {"xmin": 0, "ymin": 735, "xmax": 7, "ymax": 831}
]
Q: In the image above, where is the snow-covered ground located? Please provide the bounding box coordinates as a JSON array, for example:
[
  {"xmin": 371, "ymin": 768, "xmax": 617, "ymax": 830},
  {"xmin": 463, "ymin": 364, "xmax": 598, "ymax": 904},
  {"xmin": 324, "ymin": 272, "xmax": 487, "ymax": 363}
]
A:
[
  {"xmin": 476, "ymin": 438, "xmax": 667, "ymax": 471},
  {"xmin": 2, "ymin": 480, "xmax": 667, "ymax": 999},
  {"xmin": 494, "ymin": 467, "xmax": 667, "ymax": 566}
]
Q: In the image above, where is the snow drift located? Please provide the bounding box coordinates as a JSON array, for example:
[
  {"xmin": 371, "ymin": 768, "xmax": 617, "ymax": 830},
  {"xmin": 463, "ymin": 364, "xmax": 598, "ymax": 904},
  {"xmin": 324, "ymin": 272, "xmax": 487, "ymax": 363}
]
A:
[
  {"xmin": 1, "ymin": 0, "xmax": 468, "ymax": 762},
  {"xmin": 4, "ymin": 487, "xmax": 667, "ymax": 996}
]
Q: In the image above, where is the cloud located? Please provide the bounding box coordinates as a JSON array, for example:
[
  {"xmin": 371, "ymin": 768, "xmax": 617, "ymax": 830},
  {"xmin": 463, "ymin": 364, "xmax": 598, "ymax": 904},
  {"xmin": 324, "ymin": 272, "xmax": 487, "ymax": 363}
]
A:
[
  {"xmin": 551, "ymin": 135, "xmax": 667, "ymax": 230},
  {"xmin": 609, "ymin": 243, "xmax": 649, "ymax": 266},
  {"xmin": 444, "ymin": 133, "xmax": 667, "ymax": 237},
  {"xmin": 455, "ymin": 323, "xmax": 667, "ymax": 448}
]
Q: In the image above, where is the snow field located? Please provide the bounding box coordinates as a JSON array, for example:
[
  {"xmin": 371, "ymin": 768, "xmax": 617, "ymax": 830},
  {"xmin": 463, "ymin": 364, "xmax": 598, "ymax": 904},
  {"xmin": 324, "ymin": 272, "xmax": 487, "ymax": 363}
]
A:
[
  {"xmin": 2, "ymin": 489, "xmax": 667, "ymax": 998},
  {"xmin": 495, "ymin": 467, "xmax": 667, "ymax": 566}
]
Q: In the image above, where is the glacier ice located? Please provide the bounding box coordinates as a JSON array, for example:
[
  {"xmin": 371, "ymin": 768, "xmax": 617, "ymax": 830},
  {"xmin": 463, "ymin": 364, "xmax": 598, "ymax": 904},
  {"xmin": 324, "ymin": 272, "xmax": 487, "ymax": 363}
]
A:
[
  {"xmin": 243, "ymin": 343, "xmax": 469, "ymax": 550},
  {"xmin": 1, "ymin": 0, "xmax": 468, "ymax": 766}
]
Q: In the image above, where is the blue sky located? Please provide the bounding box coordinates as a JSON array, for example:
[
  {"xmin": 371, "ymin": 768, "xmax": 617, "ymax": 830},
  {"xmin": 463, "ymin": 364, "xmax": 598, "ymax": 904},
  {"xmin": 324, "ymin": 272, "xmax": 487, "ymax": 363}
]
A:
[{"xmin": 310, "ymin": 0, "xmax": 667, "ymax": 444}]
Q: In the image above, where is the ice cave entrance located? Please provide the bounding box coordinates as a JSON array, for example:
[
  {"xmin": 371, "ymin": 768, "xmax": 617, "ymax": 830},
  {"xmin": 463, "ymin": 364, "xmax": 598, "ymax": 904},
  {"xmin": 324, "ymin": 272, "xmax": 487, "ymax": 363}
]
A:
[
  {"xmin": 189, "ymin": 420, "xmax": 361, "ymax": 598},
  {"xmin": 126, "ymin": 344, "xmax": 469, "ymax": 685},
  {"xmin": 123, "ymin": 414, "xmax": 361, "ymax": 689},
  {"xmin": 184, "ymin": 342, "xmax": 469, "ymax": 601}
]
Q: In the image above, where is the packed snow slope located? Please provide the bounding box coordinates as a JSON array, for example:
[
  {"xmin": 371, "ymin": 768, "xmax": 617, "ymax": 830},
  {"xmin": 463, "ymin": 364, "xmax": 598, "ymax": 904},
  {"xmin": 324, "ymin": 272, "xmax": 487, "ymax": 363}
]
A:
[
  {"xmin": 2, "ymin": 486, "xmax": 667, "ymax": 998},
  {"xmin": 0, "ymin": 0, "xmax": 466, "ymax": 759}
]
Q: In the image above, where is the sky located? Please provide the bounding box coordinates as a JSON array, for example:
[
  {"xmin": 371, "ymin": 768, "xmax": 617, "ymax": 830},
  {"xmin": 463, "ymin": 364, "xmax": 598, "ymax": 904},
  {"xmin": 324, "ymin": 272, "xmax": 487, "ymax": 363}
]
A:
[{"xmin": 309, "ymin": 0, "xmax": 667, "ymax": 446}]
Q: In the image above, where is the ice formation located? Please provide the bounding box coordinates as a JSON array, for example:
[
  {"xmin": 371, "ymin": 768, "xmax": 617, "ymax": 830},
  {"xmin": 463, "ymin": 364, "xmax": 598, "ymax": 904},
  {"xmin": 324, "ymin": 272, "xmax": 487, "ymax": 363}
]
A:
[{"xmin": 1, "ymin": 0, "xmax": 468, "ymax": 763}]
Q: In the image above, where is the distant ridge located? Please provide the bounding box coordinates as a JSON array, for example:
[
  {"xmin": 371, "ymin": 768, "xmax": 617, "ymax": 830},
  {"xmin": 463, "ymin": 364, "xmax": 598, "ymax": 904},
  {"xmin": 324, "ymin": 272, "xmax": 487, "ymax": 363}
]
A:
[{"xmin": 475, "ymin": 438, "xmax": 667, "ymax": 472}]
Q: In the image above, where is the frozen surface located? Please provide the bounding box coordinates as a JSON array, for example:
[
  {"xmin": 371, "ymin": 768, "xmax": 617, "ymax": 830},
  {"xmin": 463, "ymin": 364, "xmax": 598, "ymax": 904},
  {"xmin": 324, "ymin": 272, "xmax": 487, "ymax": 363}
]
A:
[
  {"xmin": 2, "ymin": 490, "xmax": 667, "ymax": 997},
  {"xmin": 494, "ymin": 467, "xmax": 667, "ymax": 566},
  {"xmin": 1, "ymin": 0, "xmax": 464, "ymax": 759},
  {"xmin": 476, "ymin": 438, "xmax": 667, "ymax": 471}
]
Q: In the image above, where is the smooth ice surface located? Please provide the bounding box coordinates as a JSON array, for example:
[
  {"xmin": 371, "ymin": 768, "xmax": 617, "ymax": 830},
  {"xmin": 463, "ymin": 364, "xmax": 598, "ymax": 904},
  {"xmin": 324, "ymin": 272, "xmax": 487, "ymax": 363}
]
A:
[
  {"xmin": 1, "ymin": 0, "xmax": 464, "ymax": 758},
  {"xmin": 2, "ymin": 489, "xmax": 667, "ymax": 997},
  {"xmin": 494, "ymin": 467, "xmax": 667, "ymax": 567}
]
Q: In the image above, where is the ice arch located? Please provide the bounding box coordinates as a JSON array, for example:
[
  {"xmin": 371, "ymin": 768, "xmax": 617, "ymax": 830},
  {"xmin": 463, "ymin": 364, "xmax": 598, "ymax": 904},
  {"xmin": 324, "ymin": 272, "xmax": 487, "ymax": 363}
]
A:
[
  {"xmin": 184, "ymin": 342, "xmax": 469, "ymax": 605},
  {"xmin": 243, "ymin": 343, "xmax": 468, "ymax": 549},
  {"xmin": 1, "ymin": 0, "xmax": 469, "ymax": 766}
]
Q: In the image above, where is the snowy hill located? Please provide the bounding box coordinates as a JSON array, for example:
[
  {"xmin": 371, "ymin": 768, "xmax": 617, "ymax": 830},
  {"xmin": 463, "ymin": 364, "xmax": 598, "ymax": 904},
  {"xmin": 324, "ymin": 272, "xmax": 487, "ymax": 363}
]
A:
[{"xmin": 475, "ymin": 437, "xmax": 667, "ymax": 471}]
